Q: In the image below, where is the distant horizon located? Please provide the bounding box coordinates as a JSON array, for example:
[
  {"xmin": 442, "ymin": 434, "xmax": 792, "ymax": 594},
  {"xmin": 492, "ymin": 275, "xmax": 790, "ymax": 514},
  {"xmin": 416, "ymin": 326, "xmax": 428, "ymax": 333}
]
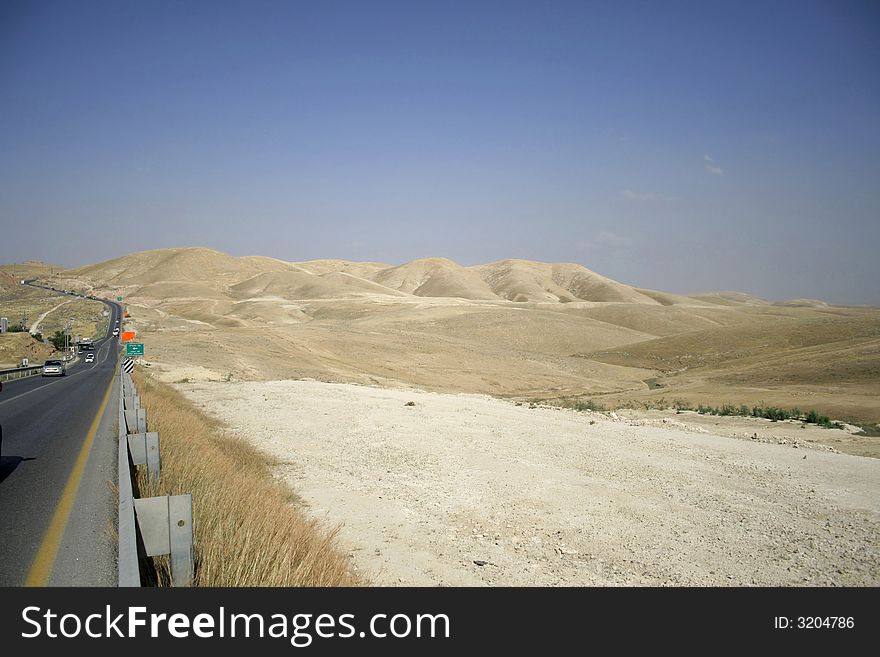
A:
[
  {"xmin": 0, "ymin": 245, "xmax": 874, "ymax": 307},
  {"xmin": 2, "ymin": 1, "xmax": 878, "ymax": 305}
]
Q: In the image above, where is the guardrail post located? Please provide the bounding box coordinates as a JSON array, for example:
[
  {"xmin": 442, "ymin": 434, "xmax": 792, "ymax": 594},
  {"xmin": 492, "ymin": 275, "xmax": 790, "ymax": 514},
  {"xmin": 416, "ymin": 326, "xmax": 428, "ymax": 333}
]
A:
[
  {"xmin": 133, "ymin": 494, "xmax": 194, "ymax": 587},
  {"xmin": 169, "ymin": 495, "xmax": 194, "ymax": 587},
  {"xmin": 126, "ymin": 432, "xmax": 161, "ymax": 481},
  {"xmin": 124, "ymin": 407, "xmax": 147, "ymax": 434}
]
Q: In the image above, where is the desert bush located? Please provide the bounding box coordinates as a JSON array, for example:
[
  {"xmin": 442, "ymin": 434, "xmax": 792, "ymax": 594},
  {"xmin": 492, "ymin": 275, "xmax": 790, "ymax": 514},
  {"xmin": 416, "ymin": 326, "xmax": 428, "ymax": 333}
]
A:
[{"xmin": 573, "ymin": 399, "xmax": 607, "ymax": 413}]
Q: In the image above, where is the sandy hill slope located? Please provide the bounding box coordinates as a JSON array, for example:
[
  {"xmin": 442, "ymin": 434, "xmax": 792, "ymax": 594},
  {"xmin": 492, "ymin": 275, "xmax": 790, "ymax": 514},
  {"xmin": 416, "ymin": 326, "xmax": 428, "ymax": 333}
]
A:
[
  {"xmin": 70, "ymin": 247, "xmax": 295, "ymax": 288},
  {"xmin": 0, "ymin": 261, "xmax": 60, "ymax": 279},
  {"xmin": 57, "ymin": 247, "xmax": 731, "ymax": 308},
  {"xmin": 585, "ymin": 311, "xmax": 880, "ymax": 373},
  {"xmin": 0, "ymin": 332, "xmax": 56, "ymax": 367},
  {"xmin": 295, "ymin": 260, "xmax": 391, "ymax": 278},
  {"xmin": 774, "ymin": 298, "xmax": 831, "ymax": 308},
  {"xmin": 474, "ymin": 260, "xmax": 659, "ymax": 303},
  {"xmin": 229, "ymin": 270, "xmax": 410, "ymax": 300},
  {"xmin": 633, "ymin": 288, "xmax": 707, "ymax": 306},
  {"xmin": 372, "ymin": 258, "xmax": 499, "ymax": 300},
  {"xmin": 570, "ymin": 304, "xmax": 728, "ymax": 337},
  {"xmin": 132, "ymin": 281, "xmax": 233, "ymax": 301},
  {"xmin": 688, "ymin": 291, "xmax": 769, "ymax": 306}
]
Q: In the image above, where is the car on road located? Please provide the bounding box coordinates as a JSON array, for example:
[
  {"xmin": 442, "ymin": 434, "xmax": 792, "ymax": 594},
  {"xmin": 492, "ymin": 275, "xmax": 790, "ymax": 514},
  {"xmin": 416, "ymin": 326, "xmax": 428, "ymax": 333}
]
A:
[
  {"xmin": 112, "ymin": 328, "xmax": 119, "ymax": 337},
  {"xmin": 42, "ymin": 360, "xmax": 66, "ymax": 377},
  {"xmin": 85, "ymin": 353, "xmax": 95, "ymax": 363}
]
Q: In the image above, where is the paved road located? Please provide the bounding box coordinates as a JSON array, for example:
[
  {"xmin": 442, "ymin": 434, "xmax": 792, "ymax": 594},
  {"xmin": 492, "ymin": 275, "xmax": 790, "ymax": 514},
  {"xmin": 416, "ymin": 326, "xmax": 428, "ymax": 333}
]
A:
[{"xmin": 0, "ymin": 287, "xmax": 121, "ymax": 585}]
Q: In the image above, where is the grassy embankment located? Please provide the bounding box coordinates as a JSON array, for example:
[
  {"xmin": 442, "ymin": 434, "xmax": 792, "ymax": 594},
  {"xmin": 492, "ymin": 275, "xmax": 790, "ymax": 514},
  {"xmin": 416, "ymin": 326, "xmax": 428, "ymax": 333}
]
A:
[{"xmin": 132, "ymin": 371, "xmax": 361, "ymax": 586}]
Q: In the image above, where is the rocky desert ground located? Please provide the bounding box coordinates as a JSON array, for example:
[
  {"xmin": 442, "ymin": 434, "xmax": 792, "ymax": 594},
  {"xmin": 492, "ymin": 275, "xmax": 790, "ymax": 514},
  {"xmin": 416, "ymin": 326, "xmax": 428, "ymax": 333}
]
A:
[{"xmin": 182, "ymin": 379, "xmax": 879, "ymax": 586}]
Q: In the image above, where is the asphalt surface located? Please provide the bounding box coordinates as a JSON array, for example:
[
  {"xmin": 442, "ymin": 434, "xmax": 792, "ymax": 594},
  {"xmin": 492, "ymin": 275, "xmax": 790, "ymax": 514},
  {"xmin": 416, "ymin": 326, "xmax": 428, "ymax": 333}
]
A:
[{"xmin": 0, "ymin": 287, "xmax": 121, "ymax": 585}]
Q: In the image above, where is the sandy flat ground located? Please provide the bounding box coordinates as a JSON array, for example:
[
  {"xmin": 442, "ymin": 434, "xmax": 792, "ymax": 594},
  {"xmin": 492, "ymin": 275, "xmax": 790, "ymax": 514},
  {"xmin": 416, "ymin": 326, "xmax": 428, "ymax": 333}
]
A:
[{"xmin": 179, "ymin": 380, "xmax": 879, "ymax": 586}]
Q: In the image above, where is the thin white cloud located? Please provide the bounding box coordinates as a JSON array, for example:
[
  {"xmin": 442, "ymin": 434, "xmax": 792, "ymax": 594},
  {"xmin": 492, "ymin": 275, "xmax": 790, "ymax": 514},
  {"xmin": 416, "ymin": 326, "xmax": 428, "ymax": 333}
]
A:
[
  {"xmin": 704, "ymin": 154, "xmax": 723, "ymax": 175},
  {"xmin": 622, "ymin": 189, "xmax": 677, "ymax": 202},
  {"xmin": 575, "ymin": 230, "xmax": 633, "ymax": 252},
  {"xmin": 596, "ymin": 230, "xmax": 632, "ymax": 248}
]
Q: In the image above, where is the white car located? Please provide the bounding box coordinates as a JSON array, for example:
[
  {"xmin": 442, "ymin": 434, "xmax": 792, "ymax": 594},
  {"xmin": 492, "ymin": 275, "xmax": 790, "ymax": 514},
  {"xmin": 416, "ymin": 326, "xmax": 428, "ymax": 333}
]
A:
[
  {"xmin": 85, "ymin": 353, "xmax": 95, "ymax": 363},
  {"xmin": 42, "ymin": 360, "xmax": 66, "ymax": 377},
  {"xmin": 113, "ymin": 328, "xmax": 119, "ymax": 336}
]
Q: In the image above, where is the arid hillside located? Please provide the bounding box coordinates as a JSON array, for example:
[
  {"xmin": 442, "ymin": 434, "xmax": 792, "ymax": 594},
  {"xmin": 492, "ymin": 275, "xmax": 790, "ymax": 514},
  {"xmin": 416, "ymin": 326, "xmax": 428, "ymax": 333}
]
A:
[
  {"xmin": 0, "ymin": 265, "xmax": 109, "ymax": 364},
  {"xmin": 27, "ymin": 247, "xmax": 880, "ymax": 452},
  {"xmin": 0, "ymin": 332, "xmax": 56, "ymax": 368}
]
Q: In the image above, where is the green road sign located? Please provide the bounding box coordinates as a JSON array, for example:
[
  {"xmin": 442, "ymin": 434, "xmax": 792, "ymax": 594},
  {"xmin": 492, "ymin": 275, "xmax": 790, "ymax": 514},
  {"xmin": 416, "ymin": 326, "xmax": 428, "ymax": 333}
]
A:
[
  {"xmin": 116, "ymin": 296, "xmax": 123, "ymax": 301},
  {"xmin": 126, "ymin": 343, "xmax": 144, "ymax": 357}
]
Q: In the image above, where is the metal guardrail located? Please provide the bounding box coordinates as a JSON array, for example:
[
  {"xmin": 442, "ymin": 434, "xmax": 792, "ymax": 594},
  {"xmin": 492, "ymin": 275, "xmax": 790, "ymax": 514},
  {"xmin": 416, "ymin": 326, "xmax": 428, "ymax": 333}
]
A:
[
  {"xmin": 118, "ymin": 365, "xmax": 194, "ymax": 587},
  {"xmin": 0, "ymin": 365, "xmax": 43, "ymax": 382},
  {"xmin": 0, "ymin": 353, "xmax": 77, "ymax": 383}
]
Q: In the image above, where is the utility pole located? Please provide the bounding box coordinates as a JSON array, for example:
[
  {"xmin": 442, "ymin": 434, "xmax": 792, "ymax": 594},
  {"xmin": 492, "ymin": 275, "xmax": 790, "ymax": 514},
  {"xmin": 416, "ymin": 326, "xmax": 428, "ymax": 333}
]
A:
[{"xmin": 65, "ymin": 318, "xmax": 73, "ymax": 357}]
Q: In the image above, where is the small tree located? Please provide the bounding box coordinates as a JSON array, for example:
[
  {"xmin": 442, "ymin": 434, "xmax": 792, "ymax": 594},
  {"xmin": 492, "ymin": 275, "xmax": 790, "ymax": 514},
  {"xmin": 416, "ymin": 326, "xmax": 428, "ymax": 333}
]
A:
[{"xmin": 48, "ymin": 330, "xmax": 66, "ymax": 351}]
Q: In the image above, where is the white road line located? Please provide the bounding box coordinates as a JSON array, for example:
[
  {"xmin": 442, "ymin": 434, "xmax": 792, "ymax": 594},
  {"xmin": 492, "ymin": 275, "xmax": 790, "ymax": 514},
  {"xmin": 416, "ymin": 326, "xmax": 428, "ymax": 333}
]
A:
[
  {"xmin": 0, "ymin": 369, "xmax": 89, "ymax": 406},
  {"xmin": 0, "ymin": 340, "xmax": 117, "ymax": 407}
]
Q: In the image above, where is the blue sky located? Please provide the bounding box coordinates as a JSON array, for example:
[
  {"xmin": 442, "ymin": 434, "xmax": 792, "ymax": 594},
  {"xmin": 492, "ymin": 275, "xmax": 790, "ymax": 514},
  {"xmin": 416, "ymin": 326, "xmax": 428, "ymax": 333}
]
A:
[{"xmin": 1, "ymin": 0, "xmax": 878, "ymax": 303}]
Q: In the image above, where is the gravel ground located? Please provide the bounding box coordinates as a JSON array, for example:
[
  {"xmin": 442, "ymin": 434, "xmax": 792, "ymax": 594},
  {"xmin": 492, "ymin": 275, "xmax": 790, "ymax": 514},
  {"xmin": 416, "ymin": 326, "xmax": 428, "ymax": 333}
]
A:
[{"xmin": 180, "ymin": 380, "xmax": 880, "ymax": 586}]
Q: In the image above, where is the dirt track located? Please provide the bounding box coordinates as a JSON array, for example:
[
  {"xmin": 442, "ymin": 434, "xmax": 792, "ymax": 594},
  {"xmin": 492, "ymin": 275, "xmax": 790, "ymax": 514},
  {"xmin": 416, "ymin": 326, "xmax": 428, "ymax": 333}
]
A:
[{"xmin": 181, "ymin": 380, "xmax": 879, "ymax": 586}]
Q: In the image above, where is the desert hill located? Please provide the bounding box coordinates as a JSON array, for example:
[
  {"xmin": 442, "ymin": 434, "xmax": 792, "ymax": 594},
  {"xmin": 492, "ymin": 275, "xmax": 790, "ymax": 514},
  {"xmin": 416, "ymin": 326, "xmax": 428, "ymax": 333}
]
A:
[
  {"xmin": 69, "ymin": 247, "xmax": 294, "ymax": 287},
  {"xmin": 229, "ymin": 270, "xmax": 409, "ymax": 300},
  {"xmin": 27, "ymin": 247, "xmax": 880, "ymax": 444},
  {"xmin": 474, "ymin": 260, "xmax": 662, "ymax": 304},
  {"xmin": 372, "ymin": 258, "xmax": 498, "ymax": 300},
  {"xmin": 296, "ymin": 260, "xmax": 391, "ymax": 279},
  {"xmin": 0, "ymin": 260, "xmax": 60, "ymax": 279},
  {"xmin": 0, "ymin": 332, "xmax": 56, "ymax": 367},
  {"xmin": 65, "ymin": 248, "xmax": 704, "ymax": 306}
]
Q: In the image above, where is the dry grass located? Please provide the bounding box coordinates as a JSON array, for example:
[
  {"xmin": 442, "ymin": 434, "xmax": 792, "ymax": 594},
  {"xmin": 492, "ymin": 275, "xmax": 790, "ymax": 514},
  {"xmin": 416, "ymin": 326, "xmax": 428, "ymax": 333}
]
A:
[{"xmin": 131, "ymin": 370, "xmax": 362, "ymax": 586}]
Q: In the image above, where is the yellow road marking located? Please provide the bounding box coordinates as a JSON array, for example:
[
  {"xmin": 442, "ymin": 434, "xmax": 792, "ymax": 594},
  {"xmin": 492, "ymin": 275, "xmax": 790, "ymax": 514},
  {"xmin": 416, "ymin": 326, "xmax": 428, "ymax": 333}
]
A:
[{"xmin": 24, "ymin": 370, "xmax": 116, "ymax": 586}]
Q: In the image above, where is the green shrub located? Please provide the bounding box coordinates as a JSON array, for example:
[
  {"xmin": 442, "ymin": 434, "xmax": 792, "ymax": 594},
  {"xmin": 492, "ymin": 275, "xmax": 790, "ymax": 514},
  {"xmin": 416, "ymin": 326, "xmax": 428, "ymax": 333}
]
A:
[
  {"xmin": 573, "ymin": 400, "xmax": 606, "ymax": 413},
  {"xmin": 690, "ymin": 403, "xmax": 839, "ymax": 429}
]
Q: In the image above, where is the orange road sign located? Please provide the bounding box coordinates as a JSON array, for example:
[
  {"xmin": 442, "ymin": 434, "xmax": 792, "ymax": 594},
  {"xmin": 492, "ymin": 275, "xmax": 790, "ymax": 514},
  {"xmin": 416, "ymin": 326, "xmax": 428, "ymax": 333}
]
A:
[{"xmin": 121, "ymin": 331, "xmax": 136, "ymax": 342}]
